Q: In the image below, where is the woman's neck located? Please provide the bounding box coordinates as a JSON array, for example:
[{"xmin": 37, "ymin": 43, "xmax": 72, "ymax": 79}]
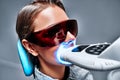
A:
[{"xmin": 39, "ymin": 60, "xmax": 66, "ymax": 80}]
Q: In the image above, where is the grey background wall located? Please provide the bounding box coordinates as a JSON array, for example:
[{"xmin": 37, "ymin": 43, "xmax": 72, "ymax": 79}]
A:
[{"xmin": 0, "ymin": 0, "xmax": 120, "ymax": 80}]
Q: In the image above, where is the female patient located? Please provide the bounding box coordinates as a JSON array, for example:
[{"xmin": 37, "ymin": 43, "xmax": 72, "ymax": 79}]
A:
[{"xmin": 16, "ymin": 0, "xmax": 93, "ymax": 80}]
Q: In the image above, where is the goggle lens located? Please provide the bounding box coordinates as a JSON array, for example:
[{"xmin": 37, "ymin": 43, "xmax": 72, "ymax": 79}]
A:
[{"xmin": 27, "ymin": 19, "xmax": 78, "ymax": 47}]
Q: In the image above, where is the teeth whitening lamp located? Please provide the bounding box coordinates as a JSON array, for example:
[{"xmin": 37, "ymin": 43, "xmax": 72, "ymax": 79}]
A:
[{"xmin": 17, "ymin": 37, "xmax": 120, "ymax": 80}]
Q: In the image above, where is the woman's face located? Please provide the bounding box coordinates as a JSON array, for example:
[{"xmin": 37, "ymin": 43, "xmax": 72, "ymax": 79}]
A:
[{"xmin": 32, "ymin": 5, "xmax": 76, "ymax": 66}]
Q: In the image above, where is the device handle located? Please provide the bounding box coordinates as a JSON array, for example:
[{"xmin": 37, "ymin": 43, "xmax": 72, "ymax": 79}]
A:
[{"xmin": 55, "ymin": 41, "xmax": 120, "ymax": 70}]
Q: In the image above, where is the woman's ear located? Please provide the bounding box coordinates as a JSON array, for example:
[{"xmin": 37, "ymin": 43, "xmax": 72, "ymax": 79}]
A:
[{"xmin": 22, "ymin": 39, "xmax": 38, "ymax": 56}]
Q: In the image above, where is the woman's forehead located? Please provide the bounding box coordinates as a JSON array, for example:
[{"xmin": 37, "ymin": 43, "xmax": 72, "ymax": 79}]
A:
[{"xmin": 33, "ymin": 5, "xmax": 69, "ymax": 32}]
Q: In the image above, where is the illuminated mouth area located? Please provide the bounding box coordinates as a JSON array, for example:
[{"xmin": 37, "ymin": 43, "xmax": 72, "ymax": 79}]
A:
[
  {"xmin": 63, "ymin": 40, "xmax": 75, "ymax": 48},
  {"xmin": 55, "ymin": 40, "xmax": 76, "ymax": 65}
]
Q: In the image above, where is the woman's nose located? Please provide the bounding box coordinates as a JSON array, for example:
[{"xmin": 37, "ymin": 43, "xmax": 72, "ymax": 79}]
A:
[{"xmin": 64, "ymin": 31, "xmax": 76, "ymax": 42}]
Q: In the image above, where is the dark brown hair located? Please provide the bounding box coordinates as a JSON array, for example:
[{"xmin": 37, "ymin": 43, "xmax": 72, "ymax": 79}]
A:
[{"xmin": 16, "ymin": 0, "xmax": 66, "ymax": 41}]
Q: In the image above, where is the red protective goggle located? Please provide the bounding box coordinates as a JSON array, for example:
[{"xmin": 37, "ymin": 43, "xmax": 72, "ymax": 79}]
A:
[{"xmin": 26, "ymin": 19, "xmax": 78, "ymax": 47}]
